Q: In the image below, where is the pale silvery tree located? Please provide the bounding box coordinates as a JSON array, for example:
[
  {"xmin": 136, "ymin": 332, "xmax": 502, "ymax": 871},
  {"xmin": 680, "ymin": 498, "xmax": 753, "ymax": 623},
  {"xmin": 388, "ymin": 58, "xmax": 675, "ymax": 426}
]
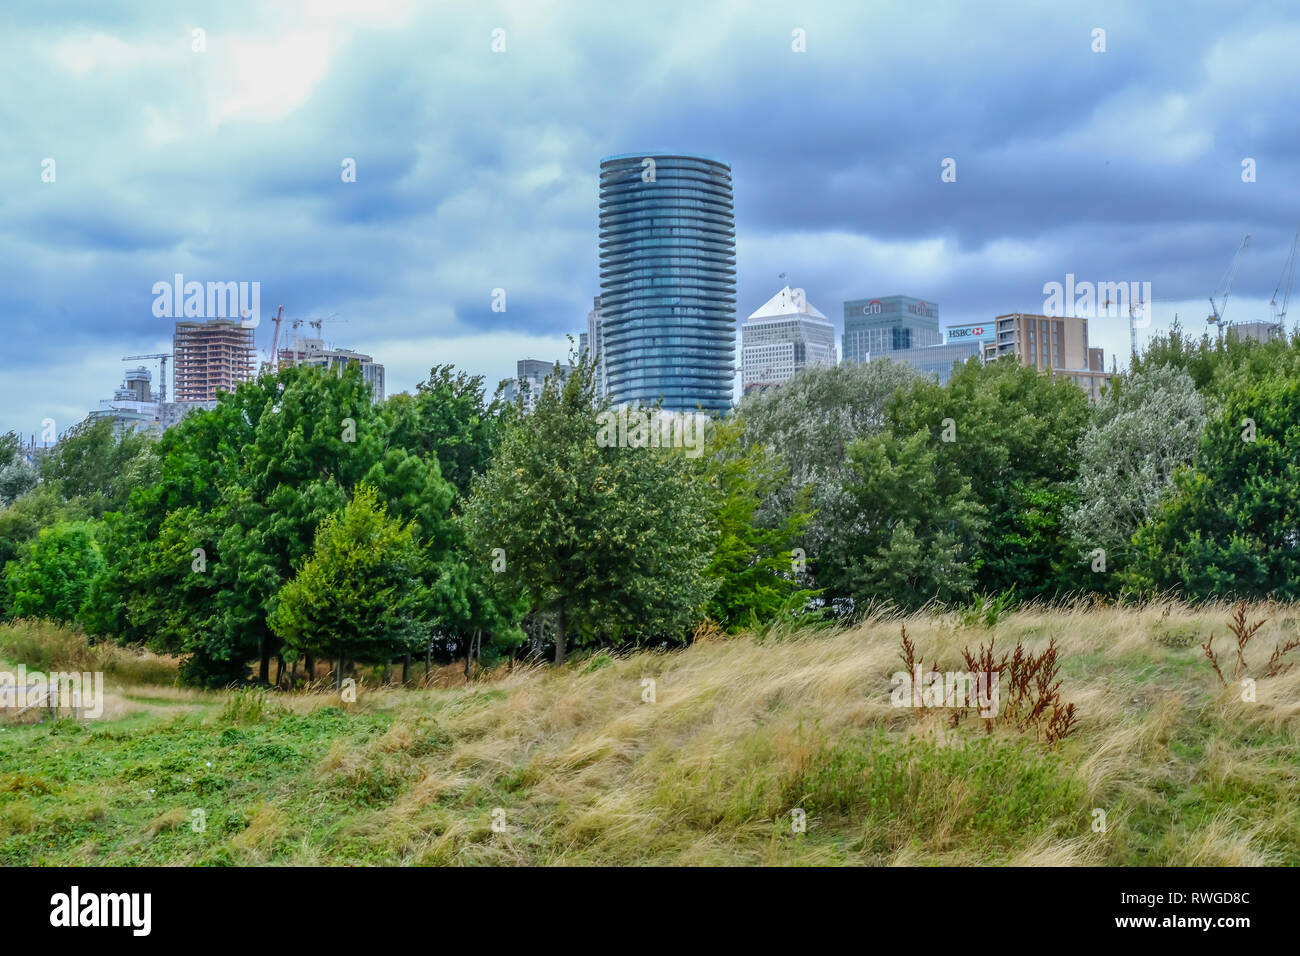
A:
[
  {"xmin": 737, "ymin": 359, "xmax": 919, "ymax": 556},
  {"xmin": 0, "ymin": 458, "xmax": 39, "ymax": 507},
  {"xmin": 1066, "ymin": 363, "xmax": 1207, "ymax": 558}
]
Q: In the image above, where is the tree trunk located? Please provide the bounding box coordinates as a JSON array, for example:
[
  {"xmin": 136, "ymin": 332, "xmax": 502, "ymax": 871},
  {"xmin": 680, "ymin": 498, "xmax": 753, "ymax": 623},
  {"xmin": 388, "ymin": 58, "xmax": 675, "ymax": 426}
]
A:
[
  {"xmin": 305, "ymin": 654, "xmax": 315, "ymax": 684},
  {"xmin": 382, "ymin": 661, "xmax": 392, "ymax": 685},
  {"xmin": 554, "ymin": 605, "xmax": 567, "ymax": 666},
  {"xmin": 425, "ymin": 637, "xmax": 433, "ymax": 678},
  {"xmin": 529, "ymin": 617, "xmax": 543, "ymax": 660},
  {"xmin": 402, "ymin": 653, "xmax": 410, "ymax": 686},
  {"xmin": 335, "ymin": 651, "xmax": 343, "ymax": 690},
  {"xmin": 274, "ymin": 654, "xmax": 284, "ymax": 688},
  {"xmin": 258, "ymin": 640, "xmax": 271, "ymax": 685},
  {"xmin": 290, "ymin": 658, "xmax": 298, "ymax": 687}
]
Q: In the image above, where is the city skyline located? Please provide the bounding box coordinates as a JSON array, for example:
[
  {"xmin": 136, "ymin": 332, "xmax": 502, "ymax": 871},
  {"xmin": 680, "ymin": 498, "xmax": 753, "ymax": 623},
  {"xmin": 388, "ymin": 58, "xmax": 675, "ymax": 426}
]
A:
[{"xmin": 4, "ymin": 1, "xmax": 1300, "ymax": 436}]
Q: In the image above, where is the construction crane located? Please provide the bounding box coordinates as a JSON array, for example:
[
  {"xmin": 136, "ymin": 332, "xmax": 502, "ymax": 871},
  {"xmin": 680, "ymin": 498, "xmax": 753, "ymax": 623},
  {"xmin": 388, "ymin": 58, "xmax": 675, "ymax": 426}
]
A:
[
  {"xmin": 1270, "ymin": 227, "xmax": 1298, "ymax": 329},
  {"xmin": 1208, "ymin": 234, "xmax": 1251, "ymax": 334},
  {"xmin": 1100, "ymin": 291, "xmax": 1178, "ymax": 360},
  {"xmin": 121, "ymin": 353, "xmax": 171, "ymax": 403},
  {"xmin": 263, "ymin": 304, "xmax": 287, "ymax": 371}
]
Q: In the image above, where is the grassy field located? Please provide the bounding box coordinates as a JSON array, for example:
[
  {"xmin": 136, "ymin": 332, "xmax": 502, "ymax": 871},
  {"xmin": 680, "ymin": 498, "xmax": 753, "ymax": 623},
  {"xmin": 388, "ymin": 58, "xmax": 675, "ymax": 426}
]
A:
[{"xmin": 1, "ymin": 603, "xmax": 1298, "ymax": 866}]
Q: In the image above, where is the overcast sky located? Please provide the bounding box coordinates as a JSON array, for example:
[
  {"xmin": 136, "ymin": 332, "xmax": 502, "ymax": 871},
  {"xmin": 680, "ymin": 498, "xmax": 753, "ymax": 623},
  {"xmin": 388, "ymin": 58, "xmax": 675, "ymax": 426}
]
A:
[{"xmin": 3, "ymin": 0, "xmax": 1298, "ymax": 439}]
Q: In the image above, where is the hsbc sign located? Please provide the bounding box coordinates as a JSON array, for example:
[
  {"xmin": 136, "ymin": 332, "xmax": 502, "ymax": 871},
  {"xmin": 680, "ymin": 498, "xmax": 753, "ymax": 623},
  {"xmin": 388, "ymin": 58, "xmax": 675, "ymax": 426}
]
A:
[{"xmin": 946, "ymin": 324, "xmax": 993, "ymax": 342}]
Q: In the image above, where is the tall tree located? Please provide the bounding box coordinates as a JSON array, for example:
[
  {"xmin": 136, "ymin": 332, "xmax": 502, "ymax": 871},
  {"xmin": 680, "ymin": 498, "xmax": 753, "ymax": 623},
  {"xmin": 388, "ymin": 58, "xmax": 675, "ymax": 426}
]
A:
[
  {"xmin": 820, "ymin": 427, "xmax": 985, "ymax": 611},
  {"xmin": 383, "ymin": 365, "xmax": 508, "ymax": 499},
  {"xmin": 39, "ymin": 417, "xmax": 158, "ymax": 517},
  {"xmin": 5, "ymin": 521, "xmax": 105, "ymax": 623},
  {"xmin": 888, "ymin": 358, "xmax": 1092, "ymax": 599},
  {"xmin": 269, "ymin": 485, "xmax": 429, "ymax": 685},
  {"xmin": 696, "ymin": 416, "xmax": 817, "ymax": 630},
  {"xmin": 88, "ymin": 364, "xmax": 461, "ymax": 685},
  {"xmin": 463, "ymin": 359, "xmax": 715, "ymax": 664},
  {"xmin": 1066, "ymin": 364, "xmax": 1207, "ymax": 573},
  {"xmin": 1126, "ymin": 358, "xmax": 1300, "ymax": 600},
  {"xmin": 737, "ymin": 360, "xmax": 918, "ymax": 556}
]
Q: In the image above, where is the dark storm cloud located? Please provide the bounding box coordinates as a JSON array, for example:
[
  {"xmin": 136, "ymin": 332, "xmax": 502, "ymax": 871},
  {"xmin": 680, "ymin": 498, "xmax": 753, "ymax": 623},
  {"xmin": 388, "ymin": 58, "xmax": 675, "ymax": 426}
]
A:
[{"xmin": 2, "ymin": 0, "xmax": 1298, "ymax": 434}]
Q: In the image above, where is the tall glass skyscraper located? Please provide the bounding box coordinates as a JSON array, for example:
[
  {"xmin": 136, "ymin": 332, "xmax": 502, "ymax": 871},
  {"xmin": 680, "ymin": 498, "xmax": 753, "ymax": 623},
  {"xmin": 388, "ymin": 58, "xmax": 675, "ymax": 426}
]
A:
[
  {"xmin": 599, "ymin": 154, "xmax": 736, "ymax": 413},
  {"xmin": 842, "ymin": 295, "xmax": 942, "ymax": 364}
]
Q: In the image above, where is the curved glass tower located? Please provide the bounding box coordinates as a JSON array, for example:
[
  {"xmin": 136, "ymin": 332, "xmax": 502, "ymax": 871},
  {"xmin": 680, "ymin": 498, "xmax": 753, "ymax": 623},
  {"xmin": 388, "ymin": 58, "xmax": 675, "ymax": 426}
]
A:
[{"xmin": 599, "ymin": 154, "xmax": 736, "ymax": 413}]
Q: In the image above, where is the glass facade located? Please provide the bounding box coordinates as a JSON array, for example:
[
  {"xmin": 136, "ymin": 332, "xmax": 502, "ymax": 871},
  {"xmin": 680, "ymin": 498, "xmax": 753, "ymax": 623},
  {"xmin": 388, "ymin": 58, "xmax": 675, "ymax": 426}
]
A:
[
  {"xmin": 842, "ymin": 295, "xmax": 942, "ymax": 364},
  {"xmin": 599, "ymin": 154, "xmax": 736, "ymax": 413},
  {"xmin": 879, "ymin": 340, "xmax": 983, "ymax": 384}
]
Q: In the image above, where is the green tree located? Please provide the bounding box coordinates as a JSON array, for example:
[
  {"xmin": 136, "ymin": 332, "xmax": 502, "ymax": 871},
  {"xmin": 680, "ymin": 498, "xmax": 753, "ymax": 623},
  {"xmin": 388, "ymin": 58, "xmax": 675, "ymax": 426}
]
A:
[
  {"xmin": 0, "ymin": 485, "xmax": 89, "ymax": 575},
  {"xmin": 696, "ymin": 417, "xmax": 817, "ymax": 630},
  {"xmin": 1126, "ymin": 360, "xmax": 1300, "ymax": 600},
  {"xmin": 820, "ymin": 427, "xmax": 985, "ymax": 611},
  {"xmin": 39, "ymin": 417, "xmax": 158, "ymax": 517},
  {"xmin": 5, "ymin": 521, "xmax": 104, "ymax": 623},
  {"xmin": 888, "ymin": 358, "xmax": 1092, "ymax": 599},
  {"xmin": 737, "ymin": 360, "xmax": 918, "ymax": 556},
  {"xmin": 463, "ymin": 358, "xmax": 715, "ymax": 664},
  {"xmin": 269, "ymin": 485, "xmax": 429, "ymax": 686},
  {"xmin": 383, "ymin": 365, "xmax": 508, "ymax": 499},
  {"xmin": 88, "ymin": 364, "xmax": 460, "ymax": 685}
]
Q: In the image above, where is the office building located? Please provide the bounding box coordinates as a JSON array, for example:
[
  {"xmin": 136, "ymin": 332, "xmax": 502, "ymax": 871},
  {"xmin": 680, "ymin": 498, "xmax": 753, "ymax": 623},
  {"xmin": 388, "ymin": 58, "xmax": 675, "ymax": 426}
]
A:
[
  {"xmin": 277, "ymin": 335, "xmax": 386, "ymax": 404},
  {"xmin": 740, "ymin": 286, "xmax": 837, "ymax": 394},
  {"xmin": 842, "ymin": 295, "xmax": 942, "ymax": 364},
  {"xmin": 172, "ymin": 319, "xmax": 256, "ymax": 403},
  {"xmin": 599, "ymin": 153, "xmax": 736, "ymax": 413},
  {"xmin": 944, "ymin": 322, "xmax": 996, "ymax": 346},
  {"xmin": 879, "ymin": 340, "xmax": 983, "ymax": 384},
  {"xmin": 1225, "ymin": 321, "xmax": 1285, "ymax": 343}
]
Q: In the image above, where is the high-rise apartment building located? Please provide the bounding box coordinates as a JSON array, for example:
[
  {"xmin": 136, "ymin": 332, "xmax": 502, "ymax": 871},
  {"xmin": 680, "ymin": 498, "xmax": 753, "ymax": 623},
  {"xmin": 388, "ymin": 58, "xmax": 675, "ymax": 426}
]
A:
[
  {"xmin": 172, "ymin": 319, "xmax": 256, "ymax": 403},
  {"xmin": 277, "ymin": 335, "xmax": 386, "ymax": 404},
  {"xmin": 501, "ymin": 358, "xmax": 574, "ymax": 413},
  {"xmin": 599, "ymin": 153, "xmax": 736, "ymax": 413},
  {"xmin": 982, "ymin": 313, "xmax": 1112, "ymax": 401},
  {"xmin": 585, "ymin": 295, "xmax": 607, "ymax": 395},
  {"xmin": 842, "ymin": 295, "xmax": 942, "ymax": 364},
  {"xmin": 740, "ymin": 286, "xmax": 836, "ymax": 394}
]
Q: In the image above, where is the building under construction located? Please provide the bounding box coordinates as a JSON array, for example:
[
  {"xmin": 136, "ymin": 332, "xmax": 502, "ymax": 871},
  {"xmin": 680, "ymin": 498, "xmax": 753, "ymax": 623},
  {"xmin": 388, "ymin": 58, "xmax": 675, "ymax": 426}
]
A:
[{"xmin": 172, "ymin": 319, "xmax": 256, "ymax": 403}]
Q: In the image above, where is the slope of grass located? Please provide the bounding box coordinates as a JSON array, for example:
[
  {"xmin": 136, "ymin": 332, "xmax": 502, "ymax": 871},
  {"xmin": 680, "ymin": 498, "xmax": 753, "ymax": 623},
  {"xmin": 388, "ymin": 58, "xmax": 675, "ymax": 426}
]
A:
[{"xmin": 1, "ymin": 602, "xmax": 1297, "ymax": 865}]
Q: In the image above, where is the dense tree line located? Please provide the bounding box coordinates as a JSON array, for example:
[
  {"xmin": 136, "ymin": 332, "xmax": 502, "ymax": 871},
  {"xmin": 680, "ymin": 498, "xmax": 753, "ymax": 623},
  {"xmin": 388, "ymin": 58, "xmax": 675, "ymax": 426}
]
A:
[{"xmin": 1, "ymin": 326, "xmax": 1297, "ymax": 684}]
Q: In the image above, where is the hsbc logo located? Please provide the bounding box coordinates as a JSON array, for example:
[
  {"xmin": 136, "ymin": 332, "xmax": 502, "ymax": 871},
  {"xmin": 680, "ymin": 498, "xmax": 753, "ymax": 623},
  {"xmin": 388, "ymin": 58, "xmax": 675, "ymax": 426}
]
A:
[{"xmin": 948, "ymin": 326, "xmax": 985, "ymax": 339}]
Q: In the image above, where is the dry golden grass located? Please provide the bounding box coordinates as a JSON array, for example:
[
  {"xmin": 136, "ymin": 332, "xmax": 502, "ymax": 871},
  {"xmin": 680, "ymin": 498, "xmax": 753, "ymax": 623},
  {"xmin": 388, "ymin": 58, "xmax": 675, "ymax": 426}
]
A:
[
  {"xmin": 270, "ymin": 600, "xmax": 1290, "ymax": 865},
  {"xmin": 4, "ymin": 601, "xmax": 1297, "ymax": 866}
]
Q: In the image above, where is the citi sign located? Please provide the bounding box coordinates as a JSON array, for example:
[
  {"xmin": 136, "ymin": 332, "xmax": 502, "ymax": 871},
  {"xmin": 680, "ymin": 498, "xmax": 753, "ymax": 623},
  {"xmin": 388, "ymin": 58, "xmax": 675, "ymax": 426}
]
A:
[
  {"xmin": 862, "ymin": 300, "xmax": 884, "ymax": 315},
  {"xmin": 907, "ymin": 300, "xmax": 937, "ymax": 318}
]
